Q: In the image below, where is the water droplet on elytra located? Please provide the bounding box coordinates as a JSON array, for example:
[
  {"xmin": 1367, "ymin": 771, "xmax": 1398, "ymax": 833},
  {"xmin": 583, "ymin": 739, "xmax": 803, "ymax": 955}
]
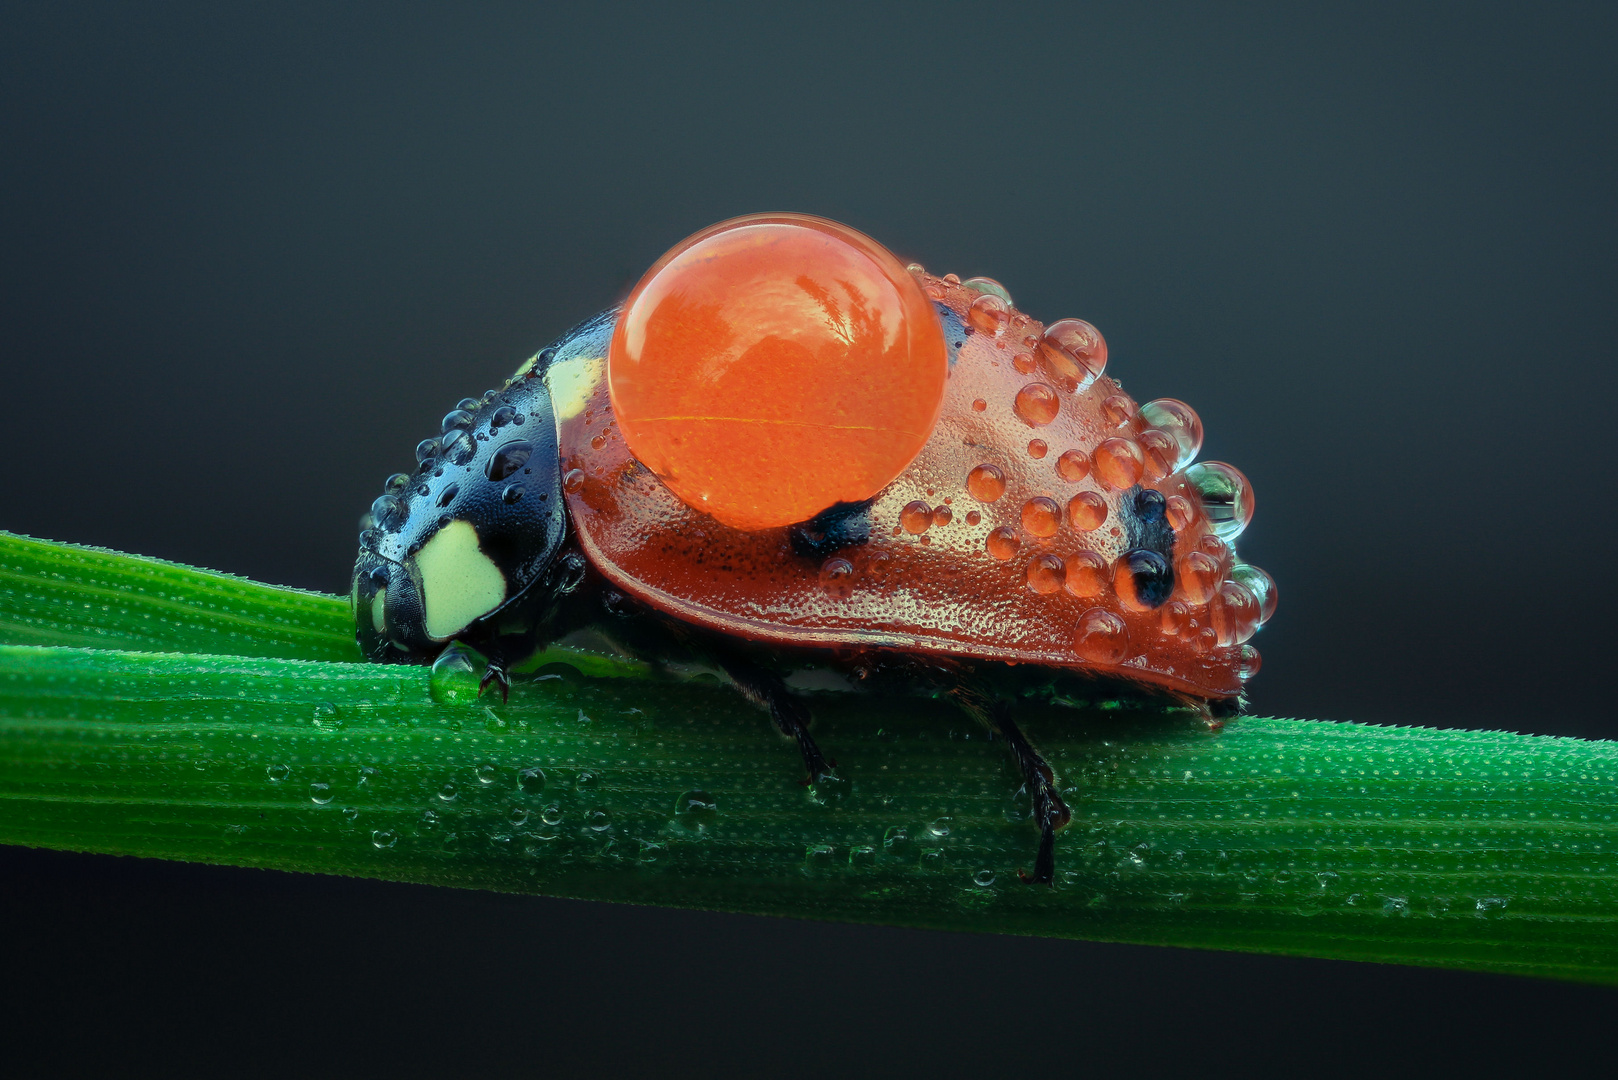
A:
[
  {"xmin": 1027, "ymin": 439, "xmax": 1048, "ymax": 459},
  {"xmin": 1064, "ymin": 551, "xmax": 1109, "ymax": 598},
  {"xmin": 1139, "ymin": 398, "xmax": 1203, "ymax": 470},
  {"xmin": 1021, "ymin": 497, "xmax": 1061, "ymax": 538},
  {"xmin": 1066, "ymin": 491, "xmax": 1107, "ymax": 531},
  {"xmin": 1056, "ymin": 450, "xmax": 1090, "ymax": 482},
  {"xmin": 1074, "ymin": 608, "xmax": 1129, "ymax": 664},
  {"xmin": 967, "ymin": 292, "xmax": 1009, "ymax": 333},
  {"xmin": 1092, "ymin": 438, "xmax": 1144, "ymax": 490},
  {"xmin": 1037, "ymin": 319, "xmax": 1107, "ymax": 391},
  {"xmin": 819, "ymin": 557, "xmax": 856, "ymax": 599},
  {"xmin": 1014, "ymin": 382, "xmax": 1060, "ymax": 426},
  {"xmin": 1025, "ymin": 554, "xmax": 1065, "ymax": 594},
  {"xmin": 986, "ymin": 526, "xmax": 1020, "ymax": 561},
  {"xmin": 900, "ymin": 501, "xmax": 934, "ymax": 534},
  {"xmin": 967, "ymin": 464, "xmax": 1006, "ymax": 502},
  {"xmin": 1185, "ymin": 461, "xmax": 1255, "ymax": 540}
]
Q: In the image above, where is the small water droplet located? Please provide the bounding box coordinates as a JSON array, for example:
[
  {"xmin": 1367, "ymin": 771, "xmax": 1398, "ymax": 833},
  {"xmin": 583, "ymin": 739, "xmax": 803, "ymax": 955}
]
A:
[
  {"xmin": 491, "ymin": 405, "xmax": 517, "ymax": 428},
  {"xmin": 372, "ymin": 830, "xmax": 398, "ymax": 849},
  {"xmin": 438, "ymin": 782, "xmax": 458, "ymax": 802},
  {"xmin": 971, "ymin": 398, "xmax": 987, "ymax": 412},
  {"xmin": 309, "ymin": 782, "xmax": 333, "ymax": 805},
  {"xmin": 1013, "ymin": 382, "xmax": 1060, "ymax": 426},
  {"xmin": 1139, "ymin": 399, "xmax": 1203, "ymax": 470},
  {"xmin": 1027, "ymin": 439, "xmax": 1048, "ymax": 459},
  {"xmin": 1021, "ymin": 497, "xmax": 1060, "ymax": 538},
  {"xmin": 1230, "ymin": 563, "xmax": 1279, "ymax": 624},
  {"xmin": 311, "ymin": 701, "xmax": 341, "ymax": 730},
  {"xmin": 1066, "ymin": 491, "xmax": 1107, "ymax": 531},
  {"xmin": 476, "ymin": 763, "xmax": 499, "ymax": 785},
  {"xmin": 487, "ymin": 440, "xmax": 533, "ymax": 481},
  {"xmin": 818, "ymin": 557, "xmax": 856, "ymax": 599},
  {"xmin": 973, "ymin": 869, "xmax": 997, "ymax": 888},
  {"xmin": 1159, "ymin": 600, "xmax": 1192, "ymax": 637},
  {"xmin": 440, "ymin": 428, "xmax": 475, "ymax": 465},
  {"xmin": 420, "ymin": 809, "xmax": 439, "ymax": 828},
  {"xmin": 883, "ymin": 825, "xmax": 910, "ymax": 851},
  {"xmin": 1025, "ymin": 554, "xmax": 1065, "ymax": 594},
  {"xmin": 961, "ymin": 276, "xmax": 1012, "ymax": 304},
  {"xmin": 357, "ymin": 766, "xmax": 377, "ymax": 786},
  {"xmin": 1074, "ymin": 608, "xmax": 1130, "ymax": 664},
  {"xmin": 1138, "ymin": 429, "xmax": 1178, "ymax": 481},
  {"xmin": 266, "ymin": 763, "xmax": 289, "ymax": 782},
  {"xmin": 848, "ymin": 845, "xmax": 877, "ymax": 869},
  {"xmin": 1092, "ymin": 438, "xmax": 1144, "ymax": 490},
  {"xmin": 932, "ymin": 504, "xmax": 953, "ymax": 526},
  {"xmin": 1113, "ymin": 549, "xmax": 1173, "ymax": 612},
  {"xmin": 1037, "ymin": 319, "xmax": 1107, "ymax": 391},
  {"xmin": 967, "ymin": 292, "xmax": 1009, "ymax": 333},
  {"xmin": 342, "ymin": 806, "xmax": 360, "ymax": 822},
  {"xmin": 1055, "ymin": 449, "xmax": 1090, "ymax": 482},
  {"xmin": 676, "ymin": 789, "xmax": 718, "ymax": 816},
  {"xmin": 563, "ymin": 468, "xmax": 585, "ymax": 493},
  {"xmin": 1164, "ymin": 494, "xmax": 1196, "ymax": 530},
  {"xmin": 509, "ymin": 807, "xmax": 530, "ymax": 826},
  {"xmin": 518, "ymin": 767, "xmax": 546, "ymax": 795},
  {"xmin": 1100, "ymin": 394, "xmax": 1135, "ymax": 427},
  {"xmin": 965, "ymin": 510, "xmax": 981, "ymax": 526},
  {"xmin": 416, "ymin": 437, "xmax": 442, "ymax": 464},
  {"xmin": 900, "ymin": 501, "xmax": 934, "ymax": 534},
  {"xmin": 435, "ymin": 483, "xmax": 460, "ymax": 508},
  {"xmin": 370, "ymin": 494, "xmax": 405, "ymax": 529},
  {"xmin": 1238, "ymin": 644, "xmax": 1263, "ymax": 679},
  {"xmin": 576, "ymin": 770, "xmax": 598, "ymax": 790},
  {"xmin": 967, "ymin": 464, "xmax": 1006, "ymax": 502},
  {"xmin": 986, "ymin": 526, "xmax": 1020, "ymax": 561},
  {"xmin": 441, "ymin": 409, "xmax": 474, "ymax": 433},
  {"xmin": 502, "ymin": 484, "xmax": 524, "ymax": 504},
  {"xmin": 586, "ymin": 809, "xmax": 611, "ymax": 832},
  {"xmin": 928, "ymin": 817, "xmax": 951, "ymax": 839},
  {"xmin": 541, "ymin": 805, "xmax": 563, "ymax": 826}
]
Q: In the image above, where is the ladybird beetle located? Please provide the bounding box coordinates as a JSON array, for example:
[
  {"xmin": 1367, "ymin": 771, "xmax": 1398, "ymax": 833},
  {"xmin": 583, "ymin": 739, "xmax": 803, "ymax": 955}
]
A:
[{"xmin": 352, "ymin": 213, "xmax": 1276, "ymax": 882}]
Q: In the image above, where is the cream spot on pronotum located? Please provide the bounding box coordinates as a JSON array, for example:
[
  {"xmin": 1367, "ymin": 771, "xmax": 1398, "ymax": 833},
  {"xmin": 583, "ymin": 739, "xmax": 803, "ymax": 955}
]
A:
[{"xmin": 413, "ymin": 519, "xmax": 508, "ymax": 640}]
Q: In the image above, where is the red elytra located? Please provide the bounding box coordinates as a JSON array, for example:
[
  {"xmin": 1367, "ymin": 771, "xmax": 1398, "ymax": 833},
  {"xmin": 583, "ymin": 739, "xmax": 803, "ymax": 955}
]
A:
[{"xmin": 552, "ymin": 219, "xmax": 1259, "ymax": 699}]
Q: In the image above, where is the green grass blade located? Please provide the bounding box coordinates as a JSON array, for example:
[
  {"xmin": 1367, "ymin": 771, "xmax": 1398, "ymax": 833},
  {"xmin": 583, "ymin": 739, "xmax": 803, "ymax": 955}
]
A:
[
  {"xmin": 0, "ymin": 531, "xmax": 354, "ymax": 661},
  {"xmin": 2, "ymin": 642, "xmax": 1615, "ymax": 983}
]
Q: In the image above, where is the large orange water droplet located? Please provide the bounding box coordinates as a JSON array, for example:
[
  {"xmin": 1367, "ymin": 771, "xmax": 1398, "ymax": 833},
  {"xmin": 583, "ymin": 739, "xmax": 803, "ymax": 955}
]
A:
[{"xmin": 608, "ymin": 213, "xmax": 948, "ymax": 530}]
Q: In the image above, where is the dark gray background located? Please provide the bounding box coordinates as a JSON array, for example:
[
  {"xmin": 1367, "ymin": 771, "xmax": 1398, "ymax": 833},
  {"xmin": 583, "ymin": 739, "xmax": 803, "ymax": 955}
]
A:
[{"xmin": 2, "ymin": 3, "xmax": 1614, "ymax": 1075}]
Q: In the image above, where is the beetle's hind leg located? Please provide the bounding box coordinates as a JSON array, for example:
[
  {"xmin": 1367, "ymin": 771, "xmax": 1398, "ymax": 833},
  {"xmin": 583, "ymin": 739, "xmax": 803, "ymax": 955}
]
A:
[{"xmin": 950, "ymin": 686, "xmax": 1071, "ymax": 885}]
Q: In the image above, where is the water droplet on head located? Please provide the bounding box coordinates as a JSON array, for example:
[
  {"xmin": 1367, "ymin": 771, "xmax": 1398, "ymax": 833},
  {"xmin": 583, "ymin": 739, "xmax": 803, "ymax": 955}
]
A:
[
  {"xmin": 384, "ymin": 472, "xmax": 410, "ymax": 494},
  {"xmin": 518, "ymin": 767, "xmax": 546, "ymax": 795},
  {"xmin": 819, "ymin": 557, "xmax": 856, "ymax": 599},
  {"xmin": 1025, "ymin": 554, "xmax": 1065, "ymax": 594},
  {"xmin": 487, "ymin": 440, "xmax": 533, "ymax": 481},
  {"xmin": 491, "ymin": 405, "xmax": 517, "ymax": 428},
  {"xmin": 1064, "ymin": 551, "xmax": 1109, "ymax": 597},
  {"xmin": 429, "ymin": 643, "xmax": 482, "ymax": 704},
  {"xmin": 1092, "ymin": 438, "xmax": 1144, "ymax": 490},
  {"xmin": 1021, "ymin": 497, "xmax": 1061, "ymax": 538},
  {"xmin": 1037, "ymin": 319, "xmax": 1107, "ymax": 391},
  {"xmin": 986, "ymin": 526, "xmax": 1020, "ymax": 561},
  {"xmin": 967, "ymin": 464, "xmax": 1006, "ymax": 502},
  {"xmin": 1013, "ymin": 382, "xmax": 1060, "ymax": 426},
  {"xmin": 1074, "ymin": 608, "xmax": 1130, "ymax": 664},
  {"xmin": 441, "ymin": 409, "xmax": 474, "ymax": 433},
  {"xmin": 416, "ymin": 437, "xmax": 442, "ymax": 464},
  {"xmin": 967, "ymin": 292, "xmax": 1010, "ymax": 334},
  {"xmin": 370, "ymin": 495, "xmax": 405, "ymax": 530},
  {"xmin": 1139, "ymin": 399, "xmax": 1203, "ymax": 470},
  {"xmin": 900, "ymin": 501, "xmax": 934, "ymax": 534},
  {"xmin": 1066, "ymin": 491, "xmax": 1107, "ymax": 531},
  {"xmin": 309, "ymin": 782, "xmax": 332, "ymax": 804},
  {"xmin": 266, "ymin": 763, "xmax": 289, "ymax": 782},
  {"xmin": 1185, "ymin": 462, "xmax": 1255, "ymax": 539}
]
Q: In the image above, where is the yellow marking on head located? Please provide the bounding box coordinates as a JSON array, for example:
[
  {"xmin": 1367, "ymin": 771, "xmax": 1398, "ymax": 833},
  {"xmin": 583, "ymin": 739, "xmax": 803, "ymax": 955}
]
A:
[
  {"xmin": 546, "ymin": 355, "xmax": 605, "ymax": 422},
  {"xmin": 413, "ymin": 520, "xmax": 508, "ymax": 641}
]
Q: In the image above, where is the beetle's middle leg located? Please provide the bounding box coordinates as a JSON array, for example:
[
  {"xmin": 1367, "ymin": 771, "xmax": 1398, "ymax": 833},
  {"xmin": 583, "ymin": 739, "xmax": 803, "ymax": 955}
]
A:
[
  {"xmin": 950, "ymin": 685, "xmax": 1071, "ymax": 885},
  {"xmin": 719, "ymin": 659, "xmax": 838, "ymax": 786}
]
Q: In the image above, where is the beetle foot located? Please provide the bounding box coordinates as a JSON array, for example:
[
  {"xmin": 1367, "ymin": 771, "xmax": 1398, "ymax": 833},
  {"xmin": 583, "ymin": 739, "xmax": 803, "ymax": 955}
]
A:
[{"xmin": 477, "ymin": 663, "xmax": 510, "ymax": 704}]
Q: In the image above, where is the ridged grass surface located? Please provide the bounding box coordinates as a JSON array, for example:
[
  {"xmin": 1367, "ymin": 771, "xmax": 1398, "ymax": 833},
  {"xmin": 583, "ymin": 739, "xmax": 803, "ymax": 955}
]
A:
[{"xmin": 1, "ymin": 531, "xmax": 1616, "ymax": 982}]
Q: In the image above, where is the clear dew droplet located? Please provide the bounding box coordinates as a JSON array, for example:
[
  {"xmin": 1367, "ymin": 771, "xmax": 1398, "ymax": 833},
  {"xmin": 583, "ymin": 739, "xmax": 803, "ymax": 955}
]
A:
[
  {"xmin": 1230, "ymin": 563, "xmax": 1278, "ymax": 624},
  {"xmin": 1185, "ymin": 461, "xmax": 1255, "ymax": 540},
  {"xmin": 476, "ymin": 763, "xmax": 499, "ymax": 785},
  {"xmin": 309, "ymin": 782, "xmax": 332, "ymax": 805},
  {"xmin": 1055, "ymin": 449, "xmax": 1090, "ymax": 482},
  {"xmin": 973, "ymin": 869, "xmax": 996, "ymax": 888},
  {"xmin": 311, "ymin": 701, "xmax": 341, "ymax": 729},
  {"xmin": 586, "ymin": 809, "xmax": 611, "ymax": 832},
  {"xmin": 266, "ymin": 763, "xmax": 289, "ymax": 782},
  {"xmin": 441, "ymin": 409, "xmax": 474, "ymax": 433},
  {"xmin": 518, "ymin": 767, "xmax": 546, "ymax": 795},
  {"xmin": 1139, "ymin": 398, "xmax": 1204, "ymax": 470},
  {"xmin": 438, "ymin": 782, "xmax": 458, "ymax": 802},
  {"xmin": 961, "ymin": 276, "xmax": 1013, "ymax": 304},
  {"xmin": 967, "ymin": 291, "xmax": 1010, "ymax": 333},
  {"xmin": 819, "ymin": 557, "xmax": 856, "ymax": 599},
  {"xmin": 928, "ymin": 817, "xmax": 951, "ymax": 839},
  {"xmin": 1037, "ymin": 318, "xmax": 1107, "ymax": 391},
  {"xmin": 676, "ymin": 789, "xmax": 718, "ymax": 816},
  {"xmin": 541, "ymin": 805, "xmax": 563, "ymax": 826},
  {"xmin": 371, "ymin": 830, "xmax": 398, "ymax": 849},
  {"xmin": 1021, "ymin": 497, "xmax": 1061, "ymax": 538},
  {"xmin": 429, "ymin": 643, "xmax": 482, "ymax": 704}
]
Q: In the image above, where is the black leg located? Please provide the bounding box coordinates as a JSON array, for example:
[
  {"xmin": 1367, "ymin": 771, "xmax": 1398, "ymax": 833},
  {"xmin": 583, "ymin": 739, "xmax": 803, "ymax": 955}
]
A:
[
  {"xmin": 477, "ymin": 657, "xmax": 510, "ymax": 703},
  {"xmin": 950, "ymin": 686, "xmax": 1071, "ymax": 885},
  {"xmin": 719, "ymin": 657, "xmax": 838, "ymax": 786}
]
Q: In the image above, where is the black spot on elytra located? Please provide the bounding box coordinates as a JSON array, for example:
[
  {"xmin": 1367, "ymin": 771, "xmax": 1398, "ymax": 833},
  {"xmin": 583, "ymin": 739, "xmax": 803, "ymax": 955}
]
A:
[
  {"xmin": 1119, "ymin": 487, "xmax": 1177, "ymax": 608},
  {"xmin": 789, "ymin": 499, "xmax": 873, "ymax": 558}
]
